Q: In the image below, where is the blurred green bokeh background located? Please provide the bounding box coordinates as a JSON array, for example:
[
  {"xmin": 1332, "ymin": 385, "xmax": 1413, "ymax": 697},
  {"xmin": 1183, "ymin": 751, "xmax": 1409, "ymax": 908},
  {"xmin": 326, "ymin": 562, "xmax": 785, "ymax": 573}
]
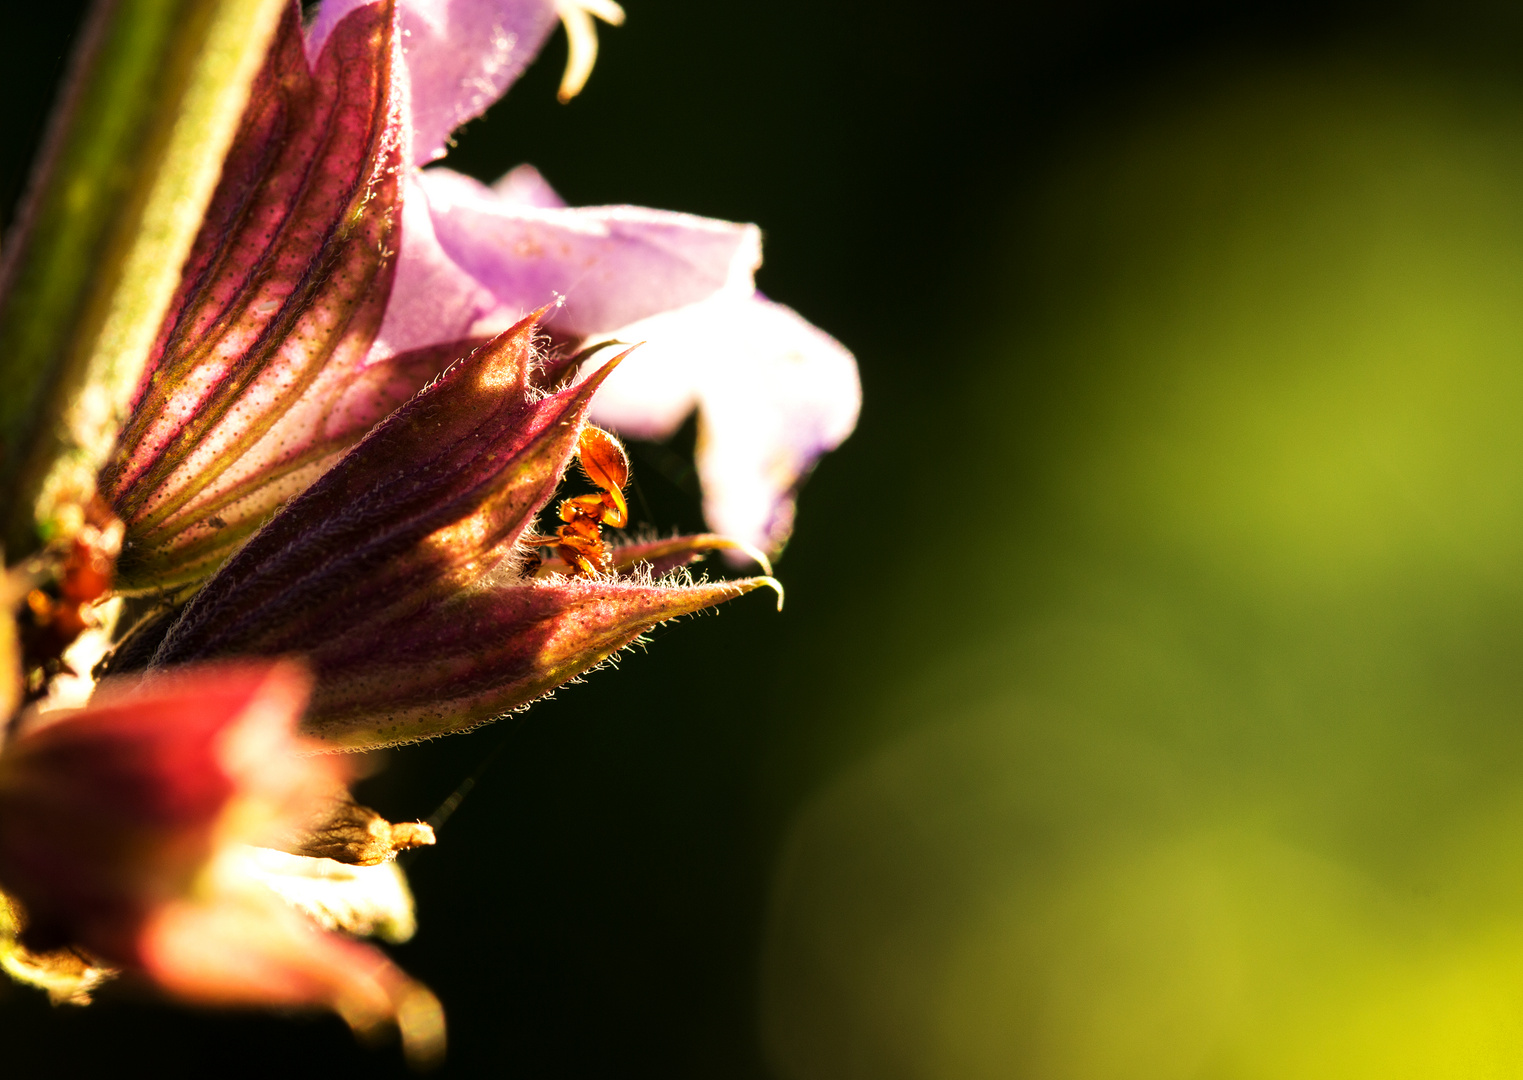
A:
[
  {"xmin": 763, "ymin": 64, "xmax": 1523, "ymax": 1079},
  {"xmin": 11, "ymin": 1, "xmax": 1523, "ymax": 1076}
]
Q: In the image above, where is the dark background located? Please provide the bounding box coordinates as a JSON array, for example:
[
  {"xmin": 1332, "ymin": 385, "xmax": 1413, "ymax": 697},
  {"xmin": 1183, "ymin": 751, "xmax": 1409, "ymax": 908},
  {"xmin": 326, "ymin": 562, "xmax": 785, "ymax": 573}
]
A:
[{"xmin": 9, "ymin": 1, "xmax": 1523, "ymax": 1077}]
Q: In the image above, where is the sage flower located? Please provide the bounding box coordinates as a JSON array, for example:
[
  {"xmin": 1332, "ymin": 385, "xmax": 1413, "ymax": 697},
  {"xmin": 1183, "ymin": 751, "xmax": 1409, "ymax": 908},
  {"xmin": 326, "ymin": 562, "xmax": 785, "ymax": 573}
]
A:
[
  {"xmin": 148, "ymin": 311, "xmax": 781, "ymax": 749},
  {"xmin": 1, "ymin": 0, "xmax": 846, "ymax": 1047},
  {"xmin": 0, "ymin": 662, "xmax": 444, "ymax": 1065},
  {"xmin": 102, "ymin": 0, "xmax": 858, "ymax": 595},
  {"xmin": 343, "ymin": 0, "xmax": 861, "ymax": 552}
]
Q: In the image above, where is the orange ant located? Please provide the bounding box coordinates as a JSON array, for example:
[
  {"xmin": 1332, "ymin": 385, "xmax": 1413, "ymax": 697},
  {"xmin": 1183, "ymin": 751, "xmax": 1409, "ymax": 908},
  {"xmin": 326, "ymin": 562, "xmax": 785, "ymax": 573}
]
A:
[{"xmin": 532, "ymin": 424, "xmax": 630, "ymax": 576}]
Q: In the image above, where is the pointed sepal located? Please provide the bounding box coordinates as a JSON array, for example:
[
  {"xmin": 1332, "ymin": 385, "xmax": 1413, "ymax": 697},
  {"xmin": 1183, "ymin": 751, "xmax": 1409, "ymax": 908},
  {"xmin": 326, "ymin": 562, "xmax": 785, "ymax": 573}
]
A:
[
  {"xmin": 151, "ymin": 313, "xmax": 624, "ymax": 663},
  {"xmin": 299, "ymin": 574, "xmax": 782, "ymax": 749}
]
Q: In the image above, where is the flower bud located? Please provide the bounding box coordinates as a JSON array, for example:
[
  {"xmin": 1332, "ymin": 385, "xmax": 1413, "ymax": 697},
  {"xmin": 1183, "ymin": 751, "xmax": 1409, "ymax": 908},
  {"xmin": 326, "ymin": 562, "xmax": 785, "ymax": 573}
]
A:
[
  {"xmin": 0, "ymin": 661, "xmax": 442, "ymax": 1063},
  {"xmin": 150, "ymin": 311, "xmax": 780, "ymax": 749}
]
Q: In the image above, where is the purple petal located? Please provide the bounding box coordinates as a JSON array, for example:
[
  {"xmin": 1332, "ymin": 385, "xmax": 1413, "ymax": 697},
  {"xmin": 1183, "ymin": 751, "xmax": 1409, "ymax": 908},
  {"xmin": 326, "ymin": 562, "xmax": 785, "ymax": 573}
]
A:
[
  {"xmin": 588, "ymin": 294, "xmax": 861, "ymax": 554},
  {"xmin": 403, "ymin": 167, "xmax": 859, "ymax": 552},
  {"xmin": 311, "ymin": 0, "xmax": 559, "ymax": 167},
  {"xmin": 101, "ymin": 3, "xmax": 407, "ymax": 592},
  {"xmin": 419, "ymin": 167, "xmax": 762, "ymax": 338},
  {"xmin": 367, "ymin": 174, "xmax": 498, "ymax": 361}
]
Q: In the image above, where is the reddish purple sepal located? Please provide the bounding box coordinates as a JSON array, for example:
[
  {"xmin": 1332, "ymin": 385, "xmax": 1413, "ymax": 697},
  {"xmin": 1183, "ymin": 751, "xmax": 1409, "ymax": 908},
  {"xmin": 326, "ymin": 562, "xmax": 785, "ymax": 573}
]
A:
[
  {"xmin": 151, "ymin": 311, "xmax": 600, "ymax": 658},
  {"xmin": 299, "ymin": 574, "xmax": 773, "ymax": 747},
  {"xmin": 0, "ymin": 664, "xmax": 329, "ymax": 953},
  {"xmin": 99, "ymin": 1, "xmax": 425, "ymax": 593}
]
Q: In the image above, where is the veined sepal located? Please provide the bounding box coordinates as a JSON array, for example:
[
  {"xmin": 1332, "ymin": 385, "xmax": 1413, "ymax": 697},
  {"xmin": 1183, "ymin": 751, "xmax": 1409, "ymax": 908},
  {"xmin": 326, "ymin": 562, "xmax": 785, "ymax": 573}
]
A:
[
  {"xmin": 100, "ymin": 0, "xmax": 416, "ymax": 594},
  {"xmin": 151, "ymin": 311, "xmax": 627, "ymax": 663}
]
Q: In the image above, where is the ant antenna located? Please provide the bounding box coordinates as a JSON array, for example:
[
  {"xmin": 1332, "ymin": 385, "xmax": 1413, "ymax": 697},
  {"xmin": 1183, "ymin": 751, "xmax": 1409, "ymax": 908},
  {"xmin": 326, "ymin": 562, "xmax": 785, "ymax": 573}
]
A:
[
  {"xmin": 399, "ymin": 723, "xmax": 522, "ymax": 873},
  {"xmin": 422, "ymin": 719, "xmax": 522, "ymax": 833},
  {"xmin": 634, "ymin": 437, "xmax": 700, "ymax": 497},
  {"xmin": 627, "ymin": 465, "xmax": 656, "ymax": 529}
]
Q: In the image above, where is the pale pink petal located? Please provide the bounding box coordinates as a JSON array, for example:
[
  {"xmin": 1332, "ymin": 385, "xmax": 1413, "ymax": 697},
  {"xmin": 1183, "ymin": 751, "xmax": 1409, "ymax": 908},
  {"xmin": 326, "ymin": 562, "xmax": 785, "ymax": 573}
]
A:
[
  {"xmin": 577, "ymin": 332, "xmax": 701, "ymax": 439},
  {"xmin": 491, "ymin": 162, "xmax": 567, "ymax": 208},
  {"xmin": 368, "ymin": 174, "xmax": 498, "ymax": 361},
  {"xmin": 418, "ymin": 167, "xmax": 762, "ymax": 338},
  {"xmin": 139, "ymin": 897, "xmax": 397, "ymax": 1015},
  {"xmin": 312, "ymin": 0, "xmax": 560, "ymax": 166},
  {"xmin": 589, "ymin": 295, "xmax": 861, "ymax": 553}
]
